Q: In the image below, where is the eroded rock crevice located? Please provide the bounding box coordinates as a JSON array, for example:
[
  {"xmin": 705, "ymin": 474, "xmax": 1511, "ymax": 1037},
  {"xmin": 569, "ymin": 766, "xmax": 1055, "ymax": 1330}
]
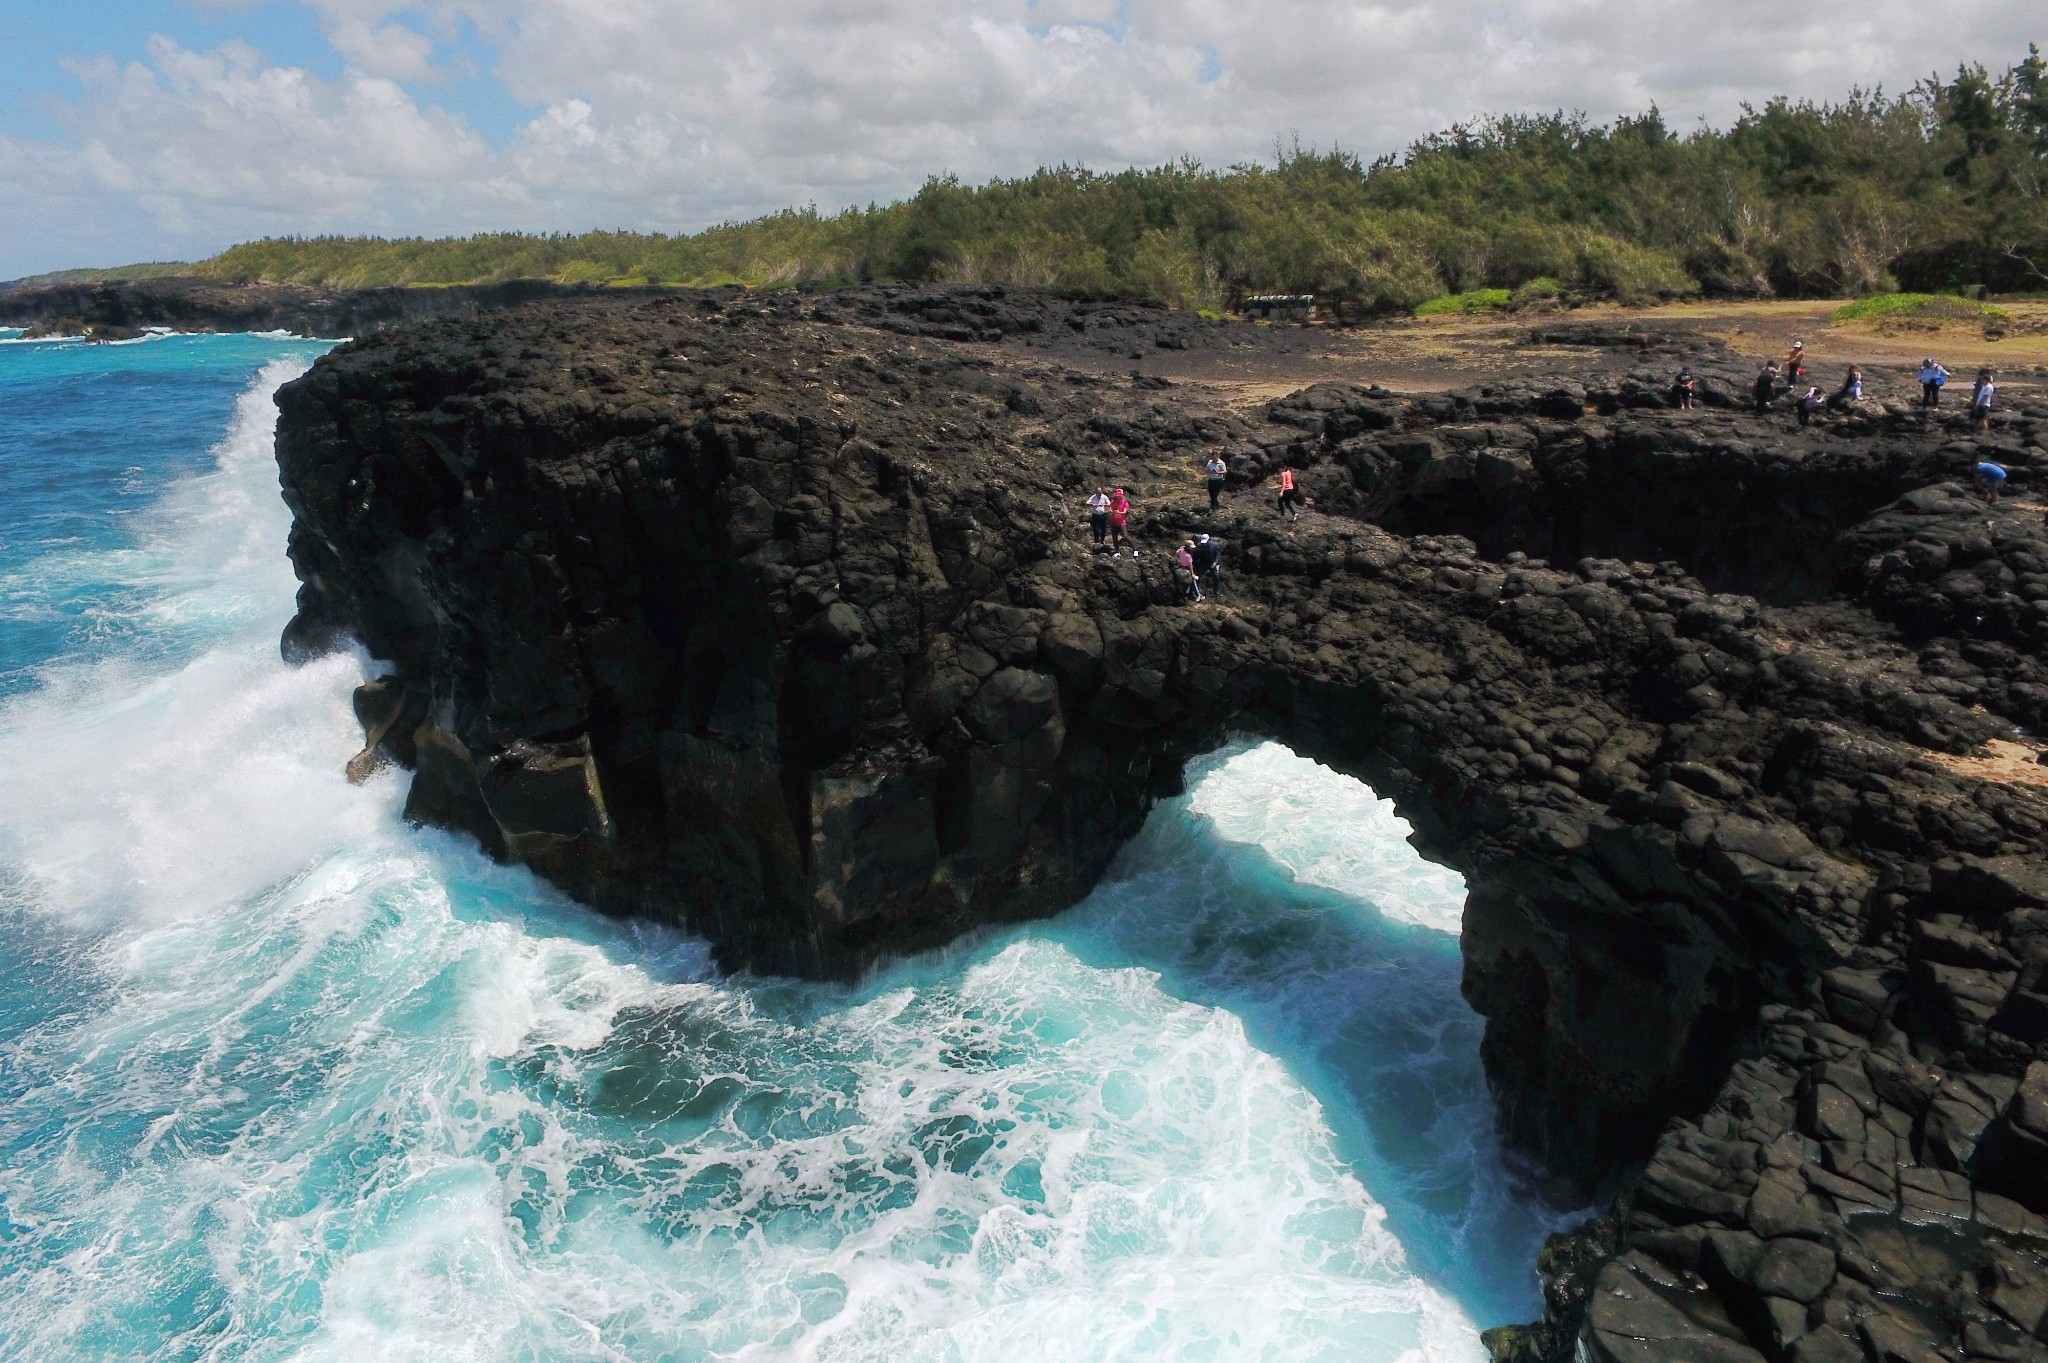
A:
[{"xmin": 276, "ymin": 290, "xmax": 2048, "ymax": 1363}]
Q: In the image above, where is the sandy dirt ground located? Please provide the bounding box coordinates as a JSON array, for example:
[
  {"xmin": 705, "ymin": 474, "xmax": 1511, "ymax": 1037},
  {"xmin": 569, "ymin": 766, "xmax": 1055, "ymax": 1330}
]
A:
[{"xmin": 1074, "ymin": 297, "xmax": 2048, "ymax": 400}]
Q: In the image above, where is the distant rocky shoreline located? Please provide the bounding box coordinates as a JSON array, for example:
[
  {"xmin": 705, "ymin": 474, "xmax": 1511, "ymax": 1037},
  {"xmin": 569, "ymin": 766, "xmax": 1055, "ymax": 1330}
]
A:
[
  {"xmin": 0, "ymin": 275, "xmax": 682, "ymax": 341},
  {"xmin": 272, "ymin": 287, "xmax": 2048, "ymax": 1363}
]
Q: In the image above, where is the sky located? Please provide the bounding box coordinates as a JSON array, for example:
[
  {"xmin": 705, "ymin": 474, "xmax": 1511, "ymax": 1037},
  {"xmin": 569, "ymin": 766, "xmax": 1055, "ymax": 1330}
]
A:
[{"xmin": 0, "ymin": 1, "xmax": 2040, "ymax": 280}]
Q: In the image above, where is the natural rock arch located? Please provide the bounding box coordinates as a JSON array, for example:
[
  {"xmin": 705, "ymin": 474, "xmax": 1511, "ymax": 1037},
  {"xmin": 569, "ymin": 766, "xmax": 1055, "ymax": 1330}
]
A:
[{"xmin": 278, "ymin": 293, "xmax": 2048, "ymax": 1362}]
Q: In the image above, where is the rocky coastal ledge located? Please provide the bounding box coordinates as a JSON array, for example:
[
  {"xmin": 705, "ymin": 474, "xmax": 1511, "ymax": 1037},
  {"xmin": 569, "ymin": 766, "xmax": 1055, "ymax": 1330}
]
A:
[
  {"xmin": 0, "ymin": 274, "xmax": 1275, "ymax": 356},
  {"xmin": 274, "ymin": 288, "xmax": 2048, "ymax": 1363},
  {"xmin": 0, "ymin": 276, "xmax": 671, "ymax": 339}
]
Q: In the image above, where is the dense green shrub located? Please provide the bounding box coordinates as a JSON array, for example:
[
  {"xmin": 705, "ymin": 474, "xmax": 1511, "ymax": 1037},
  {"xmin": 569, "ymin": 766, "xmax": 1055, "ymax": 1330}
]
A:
[
  {"xmin": 1415, "ymin": 289, "xmax": 1514, "ymax": 316},
  {"xmin": 1832, "ymin": 292, "xmax": 2012, "ymax": 322},
  {"xmin": 185, "ymin": 47, "xmax": 2048, "ymax": 312}
]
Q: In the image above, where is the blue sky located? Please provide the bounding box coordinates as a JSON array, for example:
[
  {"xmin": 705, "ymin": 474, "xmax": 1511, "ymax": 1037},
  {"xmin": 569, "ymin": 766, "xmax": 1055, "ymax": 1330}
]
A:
[
  {"xmin": 0, "ymin": 0, "xmax": 2040, "ymax": 280},
  {"xmin": 0, "ymin": 2, "xmax": 529, "ymax": 146}
]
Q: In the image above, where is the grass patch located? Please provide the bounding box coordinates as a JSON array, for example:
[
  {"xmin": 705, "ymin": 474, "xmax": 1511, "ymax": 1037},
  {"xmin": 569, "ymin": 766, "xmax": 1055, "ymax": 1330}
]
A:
[
  {"xmin": 1833, "ymin": 292, "xmax": 2011, "ymax": 323},
  {"xmin": 1415, "ymin": 288, "xmax": 1514, "ymax": 317},
  {"xmin": 2, "ymin": 262, "xmax": 191, "ymax": 288}
]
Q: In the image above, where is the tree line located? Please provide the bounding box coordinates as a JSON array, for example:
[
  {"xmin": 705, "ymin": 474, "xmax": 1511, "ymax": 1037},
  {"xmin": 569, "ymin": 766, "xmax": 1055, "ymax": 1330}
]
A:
[{"xmin": 195, "ymin": 48, "xmax": 2048, "ymax": 314}]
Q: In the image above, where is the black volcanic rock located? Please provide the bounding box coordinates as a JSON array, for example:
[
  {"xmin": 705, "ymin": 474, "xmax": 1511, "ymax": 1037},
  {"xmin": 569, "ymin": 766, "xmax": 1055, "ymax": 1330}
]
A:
[
  {"xmin": 273, "ymin": 288, "xmax": 2048, "ymax": 1363},
  {"xmin": 0, "ymin": 276, "xmax": 687, "ymax": 338}
]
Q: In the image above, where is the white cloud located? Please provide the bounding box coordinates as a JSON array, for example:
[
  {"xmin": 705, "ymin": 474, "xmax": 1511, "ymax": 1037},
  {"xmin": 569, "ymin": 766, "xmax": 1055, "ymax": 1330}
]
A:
[
  {"xmin": 323, "ymin": 17, "xmax": 438, "ymax": 82},
  {"xmin": 1, "ymin": 0, "xmax": 2041, "ymax": 275}
]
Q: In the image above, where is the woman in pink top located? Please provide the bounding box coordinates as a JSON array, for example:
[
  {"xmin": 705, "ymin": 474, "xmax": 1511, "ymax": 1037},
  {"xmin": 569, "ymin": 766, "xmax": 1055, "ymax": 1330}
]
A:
[
  {"xmin": 1108, "ymin": 488, "xmax": 1131, "ymax": 549},
  {"xmin": 1276, "ymin": 467, "xmax": 1300, "ymax": 521}
]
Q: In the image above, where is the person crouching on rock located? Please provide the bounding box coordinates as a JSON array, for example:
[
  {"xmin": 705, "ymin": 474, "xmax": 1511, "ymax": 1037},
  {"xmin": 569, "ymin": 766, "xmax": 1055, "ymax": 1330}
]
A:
[
  {"xmin": 1825, "ymin": 366, "xmax": 1863, "ymax": 412},
  {"xmin": 1192, "ymin": 533, "xmax": 1221, "ymax": 600},
  {"xmin": 1977, "ymin": 460, "xmax": 2009, "ymax": 502},
  {"xmin": 1753, "ymin": 360, "xmax": 1780, "ymax": 414},
  {"xmin": 1673, "ymin": 366, "xmax": 1697, "ymax": 410},
  {"xmin": 1205, "ymin": 453, "xmax": 1228, "ymax": 511},
  {"xmin": 1972, "ymin": 370, "xmax": 1996, "ymax": 433},
  {"xmin": 1176, "ymin": 541, "xmax": 1203, "ymax": 602},
  {"xmin": 1086, "ymin": 487, "xmax": 1111, "ymax": 547},
  {"xmin": 1918, "ymin": 358, "xmax": 1949, "ymax": 408},
  {"xmin": 1276, "ymin": 466, "xmax": 1301, "ymax": 521},
  {"xmin": 1109, "ymin": 488, "xmax": 1131, "ymax": 551},
  {"xmin": 1795, "ymin": 386, "xmax": 1824, "ymax": 427}
]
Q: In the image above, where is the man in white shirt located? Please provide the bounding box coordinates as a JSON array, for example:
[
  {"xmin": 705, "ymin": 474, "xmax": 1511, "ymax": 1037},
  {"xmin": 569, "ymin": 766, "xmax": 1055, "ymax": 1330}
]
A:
[
  {"xmin": 1917, "ymin": 358, "xmax": 1949, "ymax": 408},
  {"xmin": 1085, "ymin": 488, "xmax": 1111, "ymax": 546}
]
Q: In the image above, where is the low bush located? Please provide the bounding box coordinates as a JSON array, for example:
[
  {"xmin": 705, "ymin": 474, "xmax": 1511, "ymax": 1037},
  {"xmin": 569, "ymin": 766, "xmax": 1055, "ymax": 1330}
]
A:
[
  {"xmin": 1511, "ymin": 276, "xmax": 1564, "ymax": 305},
  {"xmin": 1832, "ymin": 292, "xmax": 2012, "ymax": 323},
  {"xmin": 1415, "ymin": 288, "xmax": 1514, "ymax": 316}
]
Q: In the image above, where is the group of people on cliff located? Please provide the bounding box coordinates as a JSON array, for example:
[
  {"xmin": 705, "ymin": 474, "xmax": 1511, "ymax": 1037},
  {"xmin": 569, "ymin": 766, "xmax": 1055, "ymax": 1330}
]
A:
[
  {"xmin": 1080, "ymin": 342, "xmax": 2020, "ymax": 600},
  {"xmin": 1680, "ymin": 345, "xmax": 2012, "ymax": 496},
  {"xmin": 1719, "ymin": 342, "xmax": 1999, "ymax": 434},
  {"xmin": 1079, "ymin": 454, "xmax": 1310, "ymax": 604}
]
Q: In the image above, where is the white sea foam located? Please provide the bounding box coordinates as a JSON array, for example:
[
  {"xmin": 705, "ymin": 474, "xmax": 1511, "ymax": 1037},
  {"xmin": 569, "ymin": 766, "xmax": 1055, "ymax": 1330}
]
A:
[
  {"xmin": 1190, "ymin": 743, "xmax": 1468, "ymax": 933},
  {"xmin": 0, "ymin": 353, "xmax": 1524, "ymax": 1362}
]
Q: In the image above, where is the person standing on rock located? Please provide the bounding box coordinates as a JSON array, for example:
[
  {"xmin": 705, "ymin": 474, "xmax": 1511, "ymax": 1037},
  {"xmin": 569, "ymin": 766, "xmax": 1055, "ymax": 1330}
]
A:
[
  {"xmin": 1086, "ymin": 487, "xmax": 1111, "ymax": 547},
  {"xmin": 1753, "ymin": 360, "xmax": 1780, "ymax": 414},
  {"xmin": 1205, "ymin": 454, "xmax": 1228, "ymax": 511},
  {"xmin": 1972, "ymin": 370, "xmax": 1996, "ymax": 433},
  {"xmin": 1786, "ymin": 340, "xmax": 1807, "ymax": 384},
  {"xmin": 1276, "ymin": 466, "xmax": 1301, "ymax": 521},
  {"xmin": 1673, "ymin": 366, "xmax": 1697, "ymax": 410},
  {"xmin": 1108, "ymin": 488, "xmax": 1131, "ymax": 551},
  {"xmin": 1918, "ymin": 358, "xmax": 1950, "ymax": 408},
  {"xmin": 1192, "ymin": 534, "xmax": 1221, "ymax": 600}
]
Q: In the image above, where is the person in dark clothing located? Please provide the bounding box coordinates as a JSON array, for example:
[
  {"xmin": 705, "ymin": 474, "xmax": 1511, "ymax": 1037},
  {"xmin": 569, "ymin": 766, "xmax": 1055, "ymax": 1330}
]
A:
[
  {"xmin": 1796, "ymin": 386, "xmax": 1823, "ymax": 427},
  {"xmin": 1204, "ymin": 455, "xmax": 1227, "ymax": 511},
  {"xmin": 1794, "ymin": 382, "xmax": 1826, "ymax": 425},
  {"xmin": 1673, "ymin": 367, "xmax": 1697, "ymax": 410},
  {"xmin": 1191, "ymin": 534, "xmax": 1221, "ymax": 600},
  {"xmin": 1753, "ymin": 361, "xmax": 1780, "ymax": 414}
]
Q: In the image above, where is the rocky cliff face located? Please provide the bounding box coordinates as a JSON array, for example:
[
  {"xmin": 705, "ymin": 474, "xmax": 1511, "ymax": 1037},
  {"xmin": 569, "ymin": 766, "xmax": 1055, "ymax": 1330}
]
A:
[{"xmin": 274, "ymin": 289, "xmax": 2048, "ymax": 1363}]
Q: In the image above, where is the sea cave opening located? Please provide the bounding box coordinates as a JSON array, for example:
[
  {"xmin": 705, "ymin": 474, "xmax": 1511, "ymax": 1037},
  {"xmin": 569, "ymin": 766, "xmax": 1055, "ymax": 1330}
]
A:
[{"xmin": 1040, "ymin": 736, "xmax": 1582, "ymax": 1336}]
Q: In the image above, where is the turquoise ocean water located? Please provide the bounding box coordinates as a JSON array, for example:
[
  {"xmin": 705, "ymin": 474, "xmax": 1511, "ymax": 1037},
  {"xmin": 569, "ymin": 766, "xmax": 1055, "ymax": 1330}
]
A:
[{"xmin": 0, "ymin": 331, "xmax": 1566, "ymax": 1361}]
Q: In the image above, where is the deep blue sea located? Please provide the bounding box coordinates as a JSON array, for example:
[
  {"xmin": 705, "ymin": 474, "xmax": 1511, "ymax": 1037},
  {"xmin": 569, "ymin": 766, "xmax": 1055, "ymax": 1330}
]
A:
[{"xmin": 0, "ymin": 330, "xmax": 1565, "ymax": 1361}]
